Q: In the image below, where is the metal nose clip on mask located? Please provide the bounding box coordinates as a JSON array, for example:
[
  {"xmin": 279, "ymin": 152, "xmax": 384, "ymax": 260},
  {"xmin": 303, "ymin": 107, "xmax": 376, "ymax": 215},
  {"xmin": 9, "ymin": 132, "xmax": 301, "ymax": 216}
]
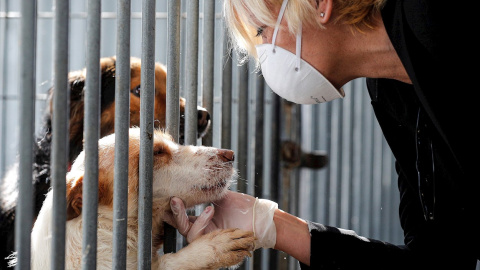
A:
[{"xmin": 255, "ymin": 0, "xmax": 344, "ymax": 104}]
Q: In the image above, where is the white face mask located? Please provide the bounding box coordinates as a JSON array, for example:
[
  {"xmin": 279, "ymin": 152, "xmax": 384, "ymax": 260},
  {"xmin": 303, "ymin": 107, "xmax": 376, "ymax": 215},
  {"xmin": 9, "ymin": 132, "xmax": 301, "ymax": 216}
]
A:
[{"xmin": 255, "ymin": 0, "xmax": 344, "ymax": 104}]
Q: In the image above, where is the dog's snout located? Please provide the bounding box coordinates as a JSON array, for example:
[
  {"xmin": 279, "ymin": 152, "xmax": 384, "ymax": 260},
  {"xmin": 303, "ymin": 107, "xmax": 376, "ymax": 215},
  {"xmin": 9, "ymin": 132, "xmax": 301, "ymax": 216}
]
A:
[
  {"xmin": 197, "ymin": 106, "xmax": 211, "ymax": 138},
  {"xmin": 217, "ymin": 149, "xmax": 234, "ymax": 162},
  {"xmin": 197, "ymin": 107, "xmax": 211, "ymax": 126}
]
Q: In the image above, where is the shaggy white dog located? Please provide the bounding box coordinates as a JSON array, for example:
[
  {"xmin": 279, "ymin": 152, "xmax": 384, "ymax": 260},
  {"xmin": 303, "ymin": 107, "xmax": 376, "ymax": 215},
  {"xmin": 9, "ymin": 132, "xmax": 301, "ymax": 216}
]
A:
[{"xmin": 14, "ymin": 128, "xmax": 254, "ymax": 270}]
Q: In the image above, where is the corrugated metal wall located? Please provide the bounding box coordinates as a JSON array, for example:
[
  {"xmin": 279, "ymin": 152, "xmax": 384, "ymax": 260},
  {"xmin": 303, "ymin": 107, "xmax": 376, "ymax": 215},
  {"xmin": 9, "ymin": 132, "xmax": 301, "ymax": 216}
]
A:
[{"xmin": 0, "ymin": 0, "xmax": 438, "ymax": 269}]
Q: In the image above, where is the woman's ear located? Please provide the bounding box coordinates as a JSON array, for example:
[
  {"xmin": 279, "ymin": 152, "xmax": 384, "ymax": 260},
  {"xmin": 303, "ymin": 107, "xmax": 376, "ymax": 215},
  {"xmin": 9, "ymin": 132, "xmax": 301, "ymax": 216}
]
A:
[
  {"xmin": 66, "ymin": 175, "xmax": 83, "ymax": 220},
  {"xmin": 316, "ymin": 0, "xmax": 333, "ymax": 24}
]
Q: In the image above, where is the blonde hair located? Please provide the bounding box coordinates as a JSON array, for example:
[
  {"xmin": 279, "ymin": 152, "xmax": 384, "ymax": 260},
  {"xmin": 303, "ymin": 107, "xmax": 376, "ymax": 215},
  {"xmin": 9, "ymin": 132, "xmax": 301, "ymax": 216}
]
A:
[{"xmin": 223, "ymin": 0, "xmax": 386, "ymax": 61}]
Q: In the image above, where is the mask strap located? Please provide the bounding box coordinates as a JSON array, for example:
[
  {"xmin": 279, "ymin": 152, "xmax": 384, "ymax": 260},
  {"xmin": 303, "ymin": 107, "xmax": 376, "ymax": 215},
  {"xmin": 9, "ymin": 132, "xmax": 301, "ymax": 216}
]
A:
[
  {"xmin": 271, "ymin": 0, "xmax": 289, "ymax": 48},
  {"xmin": 295, "ymin": 24, "xmax": 302, "ymax": 71}
]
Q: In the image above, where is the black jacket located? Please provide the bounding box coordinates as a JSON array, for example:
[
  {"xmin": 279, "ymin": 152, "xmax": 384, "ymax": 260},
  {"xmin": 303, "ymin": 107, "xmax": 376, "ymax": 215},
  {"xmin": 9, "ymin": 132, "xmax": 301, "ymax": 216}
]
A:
[{"xmin": 301, "ymin": 0, "xmax": 479, "ymax": 269}]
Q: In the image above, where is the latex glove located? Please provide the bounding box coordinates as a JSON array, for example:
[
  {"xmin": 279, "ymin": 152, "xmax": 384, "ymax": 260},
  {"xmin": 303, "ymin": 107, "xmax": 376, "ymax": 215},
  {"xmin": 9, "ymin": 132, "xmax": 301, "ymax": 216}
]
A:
[{"xmin": 165, "ymin": 190, "xmax": 278, "ymax": 250}]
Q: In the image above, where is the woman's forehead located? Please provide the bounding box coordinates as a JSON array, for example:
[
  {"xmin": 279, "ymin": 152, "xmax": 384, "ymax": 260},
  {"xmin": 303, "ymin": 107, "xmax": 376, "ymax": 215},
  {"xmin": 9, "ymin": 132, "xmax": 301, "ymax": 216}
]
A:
[{"xmin": 238, "ymin": 0, "xmax": 278, "ymax": 29}]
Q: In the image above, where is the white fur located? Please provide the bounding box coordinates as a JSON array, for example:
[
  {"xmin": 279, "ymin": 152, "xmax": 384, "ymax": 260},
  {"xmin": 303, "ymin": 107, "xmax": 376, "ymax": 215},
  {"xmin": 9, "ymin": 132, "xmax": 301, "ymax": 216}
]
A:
[{"xmin": 18, "ymin": 128, "xmax": 253, "ymax": 270}]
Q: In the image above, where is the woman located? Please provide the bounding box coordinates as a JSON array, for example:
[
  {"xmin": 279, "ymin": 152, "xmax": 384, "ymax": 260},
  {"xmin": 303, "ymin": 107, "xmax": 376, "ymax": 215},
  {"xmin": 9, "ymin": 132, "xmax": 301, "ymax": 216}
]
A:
[{"xmin": 166, "ymin": 0, "xmax": 479, "ymax": 269}]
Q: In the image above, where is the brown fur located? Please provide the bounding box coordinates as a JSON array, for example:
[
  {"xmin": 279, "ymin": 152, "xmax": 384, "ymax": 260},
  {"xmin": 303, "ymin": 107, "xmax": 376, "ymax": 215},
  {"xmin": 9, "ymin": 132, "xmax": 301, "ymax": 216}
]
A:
[{"xmin": 60, "ymin": 56, "xmax": 205, "ymax": 162}]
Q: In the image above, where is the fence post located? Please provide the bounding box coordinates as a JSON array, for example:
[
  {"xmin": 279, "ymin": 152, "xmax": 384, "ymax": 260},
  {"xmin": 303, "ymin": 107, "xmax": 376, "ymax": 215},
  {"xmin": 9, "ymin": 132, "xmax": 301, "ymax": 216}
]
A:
[
  {"xmin": 14, "ymin": 1, "xmax": 37, "ymax": 269},
  {"xmin": 112, "ymin": 0, "xmax": 131, "ymax": 268},
  {"xmin": 201, "ymin": 0, "xmax": 215, "ymax": 147},
  {"xmin": 51, "ymin": 0, "xmax": 69, "ymax": 269},
  {"xmin": 138, "ymin": 0, "xmax": 156, "ymax": 268},
  {"xmin": 165, "ymin": 0, "xmax": 181, "ymax": 255},
  {"xmin": 82, "ymin": 0, "xmax": 101, "ymax": 269}
]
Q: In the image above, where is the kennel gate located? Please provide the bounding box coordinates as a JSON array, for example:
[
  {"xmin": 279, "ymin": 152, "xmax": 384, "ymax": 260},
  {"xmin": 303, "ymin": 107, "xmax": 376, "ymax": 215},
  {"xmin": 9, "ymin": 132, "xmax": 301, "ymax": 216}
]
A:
[{"xmin": 0, "ymin": 0, "xmax": 412, "ymax": 269}]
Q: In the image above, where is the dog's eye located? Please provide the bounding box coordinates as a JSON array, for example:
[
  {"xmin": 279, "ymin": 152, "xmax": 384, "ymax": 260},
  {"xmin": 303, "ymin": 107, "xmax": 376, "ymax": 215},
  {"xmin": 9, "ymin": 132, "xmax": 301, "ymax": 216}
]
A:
[
  {"xmin": 153, "ymin": 147, "xmax": 166, "ymax": 156},
  {"xmin": 131, "ymin": 85, "xmax": 141, "ymax": 97}
]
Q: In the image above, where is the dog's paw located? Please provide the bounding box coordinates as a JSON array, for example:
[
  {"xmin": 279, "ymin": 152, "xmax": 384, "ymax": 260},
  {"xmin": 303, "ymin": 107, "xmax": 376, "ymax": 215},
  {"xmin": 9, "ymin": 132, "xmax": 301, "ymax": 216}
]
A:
[
  {"xmin": 162, "ymin": 228, "xmax": 255, "ymax": 270},
  {"xmin": 200, "ymin": 228, "xmax": 255, "ymax": 267}
]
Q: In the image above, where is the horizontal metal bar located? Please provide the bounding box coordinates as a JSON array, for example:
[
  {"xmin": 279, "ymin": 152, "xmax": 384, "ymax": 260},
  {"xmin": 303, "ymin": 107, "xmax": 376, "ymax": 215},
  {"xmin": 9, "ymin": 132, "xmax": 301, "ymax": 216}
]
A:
[
  {"xmin": 0, "ymin": 11, "xmax": 224, "ymax": 19},
  {"xmin": 0, "ymin": 94, "xmax": 48, "ymax": 100}
]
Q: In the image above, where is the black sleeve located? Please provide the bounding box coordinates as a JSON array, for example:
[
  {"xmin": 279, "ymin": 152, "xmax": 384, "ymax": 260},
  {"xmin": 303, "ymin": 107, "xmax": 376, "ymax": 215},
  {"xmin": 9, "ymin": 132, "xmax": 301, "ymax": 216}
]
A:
[{"xmin": 298, "ymin": 221, "xmax": 417, "ymax": 270}]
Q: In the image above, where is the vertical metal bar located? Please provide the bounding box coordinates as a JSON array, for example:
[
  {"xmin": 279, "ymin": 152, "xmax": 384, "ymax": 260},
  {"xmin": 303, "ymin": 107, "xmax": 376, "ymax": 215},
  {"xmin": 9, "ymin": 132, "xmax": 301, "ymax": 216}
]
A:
[
  {"xmin": 165, "ymin": 0, "xmax": 181, "ymax": 255},
  {"xmin": 340, "ymin": 85, "xmax": 352, "ymax": 229},
  {"xmin": 234, "ymin": 54, "xmax": 248, "ymax": 270},
  {"xmin": 309, "ymin": 105, "xmax": 319, "ymax": 221},
  {"xmin": 381, "ymin": 140, "xmax": 392, "ymax": 240},
  {"xmin": 166, "ymin": 0, "xmax": 181, "ymax": 142},
  {"xmin": 236, "ymin": 56, "xmax": 248, "ymax": 193},
  {"xmin": 253, "ymin": 73, "xmax": 265, "ymax": 270},
  {"xmin": 280, "ymin": 101, "xmax": 301, "ymax": 270},
  {"xmin": 138, "ymin": 0, "xmax": 156, "ymax": 267},
  {"xmin": 328, "ymin": 101, "xmax": 341, "ymax": 227},
  {"xmin": 51, "ymin": 0, "xmax": 69, "ymax": 269},
  {"xmin": 371, "ymin": 119, "xmax": 383, "ymax": 239},
  {"xmin": 185, "ymin": 0, "xmax": 199, "ymax": 146},
  {"xmin": 14, "ymin": 1, "xmax": 36, "ymax": 269},
  {"xmin": 183, "ymin": 0, "xmax": 200, "ymax": 250},
  {"xmin": 201, "ymin": 0, "xmax": 215, "ymax": 147},
  {"xmin": 317, "ymin": 103, "xmax": 331, "ymax": 224},
  {"xmin": 221, "ymin": 27, "xmax": 232, "ymax": 149},
  {"xmin": 360, "ymin": 93, "xmax": 373, "ymax": 237},
  {"xmin": 82, "ymin": 0, "xmax": 101, "ymax": 269},
  {"xmin": 112, "ymin": 0, "xmax": 131, "ymax": 268},
  {"xmin": 0, "ymin": 0, "xmax": 6, "ymax": 176},
  {"xmin": 268, "ymin": 93, "xmax": 281, "ymax": 270},
  {"xmin": 351, "ymin": 79, "xmax": 364, "ymax": 233},
  {"xmin": 253, "ymin": 75, "xmax": 265, "ymax": 198}
]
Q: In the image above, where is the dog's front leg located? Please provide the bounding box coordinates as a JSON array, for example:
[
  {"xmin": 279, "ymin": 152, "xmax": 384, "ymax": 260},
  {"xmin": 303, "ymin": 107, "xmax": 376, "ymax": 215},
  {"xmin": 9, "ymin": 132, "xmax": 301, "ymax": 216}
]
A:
[{"xmin": 156, "ymin": 228, "xmax": 255, "ymax": 270}]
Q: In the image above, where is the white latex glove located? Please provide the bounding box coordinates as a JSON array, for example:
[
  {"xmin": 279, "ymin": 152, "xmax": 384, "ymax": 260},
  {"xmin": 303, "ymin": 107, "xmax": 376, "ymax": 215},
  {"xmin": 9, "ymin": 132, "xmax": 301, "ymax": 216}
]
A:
[{"xmin": 165, "ymin": 190, "xmax": 278, "ymax": 250}]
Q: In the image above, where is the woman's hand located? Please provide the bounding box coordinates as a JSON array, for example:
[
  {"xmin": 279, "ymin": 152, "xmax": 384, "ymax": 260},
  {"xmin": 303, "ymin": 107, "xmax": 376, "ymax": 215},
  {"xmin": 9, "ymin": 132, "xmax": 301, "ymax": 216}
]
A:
[{"xmin": 165, "ymin": 190, "xmax": 278, "ymax": 249}]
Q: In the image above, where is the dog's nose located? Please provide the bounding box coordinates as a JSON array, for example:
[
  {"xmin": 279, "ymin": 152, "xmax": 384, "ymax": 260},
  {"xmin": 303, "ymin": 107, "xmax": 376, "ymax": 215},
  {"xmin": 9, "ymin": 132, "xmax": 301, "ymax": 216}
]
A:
[
  {"xmin": 197, "ymin": 107, "xmax": 211, "ymax": 130},
  {"xmin": 217, "ymin": 149, "xmax": 235, "ymax": 162}
]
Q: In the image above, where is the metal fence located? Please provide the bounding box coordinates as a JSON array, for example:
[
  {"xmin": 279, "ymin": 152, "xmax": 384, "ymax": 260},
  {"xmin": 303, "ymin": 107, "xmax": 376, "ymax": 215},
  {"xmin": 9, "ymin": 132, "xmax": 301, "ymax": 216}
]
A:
[{"xmin": 0, "ymin": 0, "xmax": 414, "ymax": 269}]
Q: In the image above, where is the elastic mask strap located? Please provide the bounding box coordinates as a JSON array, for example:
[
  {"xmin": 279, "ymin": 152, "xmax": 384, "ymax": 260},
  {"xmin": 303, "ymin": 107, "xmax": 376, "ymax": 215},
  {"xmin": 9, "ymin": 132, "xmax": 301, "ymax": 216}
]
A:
[
  {"xmin": 295, "ymin": 24, "xmax": 302, "ymax": 71},
  {"xmin": 271, "ymin": 0, "xmax": 289, "ymax": 48}
]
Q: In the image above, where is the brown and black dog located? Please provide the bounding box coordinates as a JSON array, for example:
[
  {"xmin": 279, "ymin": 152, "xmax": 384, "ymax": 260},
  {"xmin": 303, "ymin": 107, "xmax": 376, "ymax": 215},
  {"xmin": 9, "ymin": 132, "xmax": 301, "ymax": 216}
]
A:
[{"xmin": 0, "ymin": 56, "xmax": 211, "ymax": 269}]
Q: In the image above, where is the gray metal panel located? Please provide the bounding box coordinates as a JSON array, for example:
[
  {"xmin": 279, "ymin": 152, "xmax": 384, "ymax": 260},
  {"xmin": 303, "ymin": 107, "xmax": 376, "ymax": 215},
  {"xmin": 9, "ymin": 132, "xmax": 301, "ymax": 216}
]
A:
[
  {"xmin": 299, "ymin": 79, "xmax": 404, "ymax": 246},
  {"xmin": 0, "ymin": 6, "xmax": 21, "ymax": 180}
]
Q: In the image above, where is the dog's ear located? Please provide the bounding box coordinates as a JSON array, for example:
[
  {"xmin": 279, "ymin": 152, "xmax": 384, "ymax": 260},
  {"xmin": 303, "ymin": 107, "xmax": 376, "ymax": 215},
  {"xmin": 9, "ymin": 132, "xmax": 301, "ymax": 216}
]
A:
[{"xmin": 66, "ymin": 175, "xmax": 83, "ymax": 220}]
